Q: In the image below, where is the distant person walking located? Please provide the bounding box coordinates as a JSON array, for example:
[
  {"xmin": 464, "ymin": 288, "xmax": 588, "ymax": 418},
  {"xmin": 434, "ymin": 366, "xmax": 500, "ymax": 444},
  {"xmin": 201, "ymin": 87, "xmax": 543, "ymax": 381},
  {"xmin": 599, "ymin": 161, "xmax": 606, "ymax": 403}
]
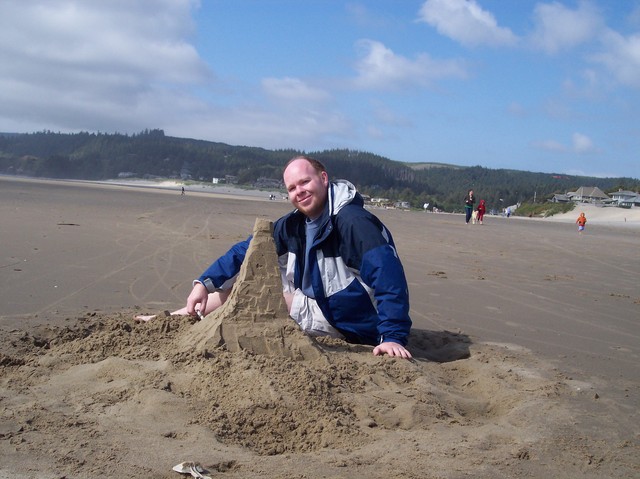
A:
[
  {"xmin": 463, "ymin": 190, "xmax": 475, "ymax": 224},
  {"xmin": 477, "ymin": 199, "xmax": 486, "ymax": 224},
  {"xmin": 181, "ymin": 186, "xmax": 185, "ymax": 196},
  {"xmin": 576, "ymin": 212, "xmax": 587, "ymax": 233}
]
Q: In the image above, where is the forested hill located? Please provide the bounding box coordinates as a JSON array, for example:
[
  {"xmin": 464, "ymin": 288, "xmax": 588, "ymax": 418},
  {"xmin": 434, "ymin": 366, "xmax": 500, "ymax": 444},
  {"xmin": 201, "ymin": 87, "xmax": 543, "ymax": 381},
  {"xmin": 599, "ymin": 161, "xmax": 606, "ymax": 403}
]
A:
[{"xmin": 1, "ymin": 130, "xmax": 637, "ymax": 212}]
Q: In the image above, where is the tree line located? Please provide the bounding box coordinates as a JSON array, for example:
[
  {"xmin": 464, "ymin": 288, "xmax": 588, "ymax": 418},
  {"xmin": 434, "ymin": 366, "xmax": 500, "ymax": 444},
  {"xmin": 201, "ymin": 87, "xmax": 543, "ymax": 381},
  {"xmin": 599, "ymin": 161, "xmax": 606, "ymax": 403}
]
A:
[{"xmin": 0, "ymin": 130, "xmax": 637, "ymax": 212}]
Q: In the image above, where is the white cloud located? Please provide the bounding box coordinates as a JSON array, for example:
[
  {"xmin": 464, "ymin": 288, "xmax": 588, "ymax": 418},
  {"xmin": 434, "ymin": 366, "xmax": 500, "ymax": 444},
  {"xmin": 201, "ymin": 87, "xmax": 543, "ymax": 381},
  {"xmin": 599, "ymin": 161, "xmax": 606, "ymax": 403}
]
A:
[
  {"xmin": 529, "ymin": 1, "xmax": 602, "ymax": 54},
  {"xmin": 173, "ymin": 106, "xmax": 352, "ymax": 150},
  {"xmin": 572, "ymin": 132, "xmax": 595, "ymax": 153},
  {"xmin": 533, "ymin": 132, "xmax": 596, "ymax": 154},
  {"xmin": 0, "ymin": 0, "xmax": 212, "ymax": 133},
  {"xmin": 417, "ymin": 0, "xmax": 518, "ymax": 47},
  {"xmin": 0, "ymin": 1, "xmax": 209, "ymax": 83},
  {"xmin": 590, "ymin": 30, "xmax": 640, "ymax": 88},
  {"xmin": 0, "ymin": 1, "xmax": 359, "ymax": 152},
  {"xmin": 262, "ymin": 78, "xmax": 330, "ymax": 102},
  {"xmin": 0, "ymin": 1, "xmax": 351, "ymax": 150},
  {"xmin": 352, "ymin": 39, "xmax": 467, "ymax": 90}
]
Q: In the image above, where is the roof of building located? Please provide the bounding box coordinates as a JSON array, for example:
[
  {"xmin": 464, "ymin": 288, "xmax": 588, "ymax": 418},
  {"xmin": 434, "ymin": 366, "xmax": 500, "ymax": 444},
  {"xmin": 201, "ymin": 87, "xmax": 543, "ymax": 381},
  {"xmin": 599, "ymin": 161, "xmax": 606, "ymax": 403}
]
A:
[
  {"xmin": 610, "ymin": 190, "xmax": 638, "ymax": 197},
  {"xmin": 573, "ymin": 186, "xmax": 610, "ymax": 199}
]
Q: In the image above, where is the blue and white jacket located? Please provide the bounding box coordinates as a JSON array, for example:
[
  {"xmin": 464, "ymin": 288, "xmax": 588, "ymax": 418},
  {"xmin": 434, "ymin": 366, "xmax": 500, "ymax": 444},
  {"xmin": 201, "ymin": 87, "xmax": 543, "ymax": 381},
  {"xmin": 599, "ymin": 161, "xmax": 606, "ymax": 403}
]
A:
[{"xmin": 197, "ymin": 180, "xmax": 411, "ymax": 346}]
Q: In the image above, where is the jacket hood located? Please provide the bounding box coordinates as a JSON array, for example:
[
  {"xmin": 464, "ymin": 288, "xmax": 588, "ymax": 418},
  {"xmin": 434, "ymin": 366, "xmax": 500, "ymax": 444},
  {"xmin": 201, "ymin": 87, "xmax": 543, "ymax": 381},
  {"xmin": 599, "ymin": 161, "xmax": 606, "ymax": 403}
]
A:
[{"xmin": 328, "ymin": 179, "xmax": 360, "ymax": 216}]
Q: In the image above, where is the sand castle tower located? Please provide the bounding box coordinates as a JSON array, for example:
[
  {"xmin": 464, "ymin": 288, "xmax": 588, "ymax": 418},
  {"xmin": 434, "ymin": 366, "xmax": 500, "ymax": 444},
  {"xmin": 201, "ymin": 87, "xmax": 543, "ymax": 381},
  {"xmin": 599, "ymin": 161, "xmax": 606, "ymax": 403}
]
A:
[{"xmin": 180, "ymin": 218, "xmax": 321, "ymax": 360}]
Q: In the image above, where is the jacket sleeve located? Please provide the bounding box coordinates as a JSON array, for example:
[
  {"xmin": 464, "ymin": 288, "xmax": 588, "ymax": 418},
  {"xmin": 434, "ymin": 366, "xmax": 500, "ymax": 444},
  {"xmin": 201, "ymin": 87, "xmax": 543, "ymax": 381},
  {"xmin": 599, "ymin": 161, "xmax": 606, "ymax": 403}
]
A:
[
  {"xmin": 196, "ymin": 236, "xmax": 252, "ymax": 292},
  {"xmin": 341, "ymin": 213, "xmax": 412, "ymax": 346}
]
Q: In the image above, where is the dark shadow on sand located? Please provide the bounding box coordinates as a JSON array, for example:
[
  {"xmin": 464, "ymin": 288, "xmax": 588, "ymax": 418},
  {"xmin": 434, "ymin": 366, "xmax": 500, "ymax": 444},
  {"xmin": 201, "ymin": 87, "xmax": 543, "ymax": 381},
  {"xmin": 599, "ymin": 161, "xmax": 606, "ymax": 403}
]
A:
[
  {"xmin": 311, "ymin": 328, "xmax": 471, "ymax": 363},
  {"xmin": 408, "ymin": 328, "xmax": 471, "ymax": 363}
]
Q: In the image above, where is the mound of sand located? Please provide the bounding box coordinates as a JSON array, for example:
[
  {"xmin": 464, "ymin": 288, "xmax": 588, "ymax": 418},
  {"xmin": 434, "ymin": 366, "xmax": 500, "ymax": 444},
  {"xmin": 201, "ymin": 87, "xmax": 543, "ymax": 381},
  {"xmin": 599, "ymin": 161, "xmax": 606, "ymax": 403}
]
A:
[{"xmin": 5, "ymin": 310, "xmax": 624, "ymax": 477}]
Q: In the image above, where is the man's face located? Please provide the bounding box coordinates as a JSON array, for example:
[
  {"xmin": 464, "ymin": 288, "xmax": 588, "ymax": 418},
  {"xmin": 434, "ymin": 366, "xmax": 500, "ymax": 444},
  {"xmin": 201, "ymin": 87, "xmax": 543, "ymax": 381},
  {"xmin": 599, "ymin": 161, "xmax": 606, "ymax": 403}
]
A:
[{"xmin": 283, "ymin": 159, "xmax": 329, "ymax": 219}]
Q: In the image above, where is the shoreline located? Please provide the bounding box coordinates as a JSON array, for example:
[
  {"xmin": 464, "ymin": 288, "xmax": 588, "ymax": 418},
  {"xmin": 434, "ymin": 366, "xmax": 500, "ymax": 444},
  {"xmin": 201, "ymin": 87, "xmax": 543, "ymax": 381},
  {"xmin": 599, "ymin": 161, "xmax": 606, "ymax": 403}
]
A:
[
  {"xmin": 102, "ymin": 178, "xmax": 287, "ymax": 201},
  {"xmin": 3, "ymin": 175, "xmax": 639, "ymax": 228},
  {"xmin": 0, "ymin": 174, "xmax": 287, "ymax": 202}
]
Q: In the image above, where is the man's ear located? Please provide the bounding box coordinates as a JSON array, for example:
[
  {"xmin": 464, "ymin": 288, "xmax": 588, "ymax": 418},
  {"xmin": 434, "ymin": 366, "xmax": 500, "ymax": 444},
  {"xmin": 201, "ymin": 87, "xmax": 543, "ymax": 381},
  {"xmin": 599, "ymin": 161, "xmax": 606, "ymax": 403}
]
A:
[{"xmin": 321, "ymin": 171, "xmax": 329, "ymax": 187}]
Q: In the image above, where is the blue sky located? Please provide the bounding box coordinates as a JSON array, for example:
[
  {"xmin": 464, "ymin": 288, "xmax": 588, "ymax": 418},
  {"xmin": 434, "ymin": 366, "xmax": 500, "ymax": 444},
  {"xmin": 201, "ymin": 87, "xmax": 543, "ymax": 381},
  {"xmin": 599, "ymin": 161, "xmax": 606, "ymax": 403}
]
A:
[{"xmin": 1, "ymin": 1, "xmax": 639, "ymax": 179}]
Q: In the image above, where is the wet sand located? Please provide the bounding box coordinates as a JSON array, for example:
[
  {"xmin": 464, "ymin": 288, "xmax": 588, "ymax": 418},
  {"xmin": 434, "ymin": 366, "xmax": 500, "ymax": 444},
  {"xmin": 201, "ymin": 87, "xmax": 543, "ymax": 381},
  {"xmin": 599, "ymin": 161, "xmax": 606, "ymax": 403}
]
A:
[{"xmin": 1, "ymin": 176, "xmax": 638, "ymax": 478}]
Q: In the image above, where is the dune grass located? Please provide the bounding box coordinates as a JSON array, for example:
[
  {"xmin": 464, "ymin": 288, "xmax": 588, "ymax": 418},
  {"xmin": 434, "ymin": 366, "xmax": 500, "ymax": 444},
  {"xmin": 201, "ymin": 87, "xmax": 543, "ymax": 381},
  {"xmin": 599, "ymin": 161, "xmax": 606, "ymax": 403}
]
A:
[{"xmin": 515, "ymin": 202, "xmax": 576, "ymax": 218}]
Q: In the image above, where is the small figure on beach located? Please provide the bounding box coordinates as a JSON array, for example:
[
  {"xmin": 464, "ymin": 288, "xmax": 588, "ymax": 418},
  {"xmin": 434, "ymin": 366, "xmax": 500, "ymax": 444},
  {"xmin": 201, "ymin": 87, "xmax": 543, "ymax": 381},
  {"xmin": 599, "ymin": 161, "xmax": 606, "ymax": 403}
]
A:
[
  {"xmin": 181, "ymin": 186, "xmax": 185, "ymax": 196},
  {"xmin": 576, "ymin": 212, "xmax": 587, "ymax": 233},
  {"xmin": 464, "ymin": 189, "xmax": 475, "ymax": 224},
  {"xmin": 137, "ymin": 156, "xmax": 412, "ymax": 359},
  {"xmin": 477, "ymin": 199, "xmax": 486, "ymax": 224}
]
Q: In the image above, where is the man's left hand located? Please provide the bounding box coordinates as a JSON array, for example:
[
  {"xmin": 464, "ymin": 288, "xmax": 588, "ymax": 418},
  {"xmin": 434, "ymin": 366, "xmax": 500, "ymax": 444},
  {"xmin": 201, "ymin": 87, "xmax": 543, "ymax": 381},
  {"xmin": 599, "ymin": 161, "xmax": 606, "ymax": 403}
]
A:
[{"xmin": 373, "ymin": 341, "xmax": 412, "ymax": 359}]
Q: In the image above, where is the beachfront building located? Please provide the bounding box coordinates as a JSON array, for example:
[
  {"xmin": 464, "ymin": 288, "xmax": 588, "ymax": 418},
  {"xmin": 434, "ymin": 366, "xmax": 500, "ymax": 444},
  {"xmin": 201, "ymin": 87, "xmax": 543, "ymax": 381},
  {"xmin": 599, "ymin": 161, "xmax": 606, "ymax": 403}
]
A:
[
  {"xmin": 370, "ymin": 197, "xmax": 392, "ymax": 208},
  {"xmin": 609, "ymin": 189, "xmax": 640, "ymax": 208},
  {"xmin": 567, "ymin": 186, "xmax": 610, "ymax": 204},
  {"xmin": 620, "ymin": 195, "xmax": 640, "ymax": 208}
]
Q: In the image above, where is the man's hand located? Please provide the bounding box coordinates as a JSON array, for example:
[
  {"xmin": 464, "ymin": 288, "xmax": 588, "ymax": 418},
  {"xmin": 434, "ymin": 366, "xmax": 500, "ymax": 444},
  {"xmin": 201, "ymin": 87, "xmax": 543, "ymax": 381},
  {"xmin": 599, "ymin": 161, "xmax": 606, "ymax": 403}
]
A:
[
  {"xmin": 373, "ymin": 341, "xmax": 412, "ymax": 359},
  {"xmin": 186, "ymin": 282, "xmax": 209, "ymax": 316}
]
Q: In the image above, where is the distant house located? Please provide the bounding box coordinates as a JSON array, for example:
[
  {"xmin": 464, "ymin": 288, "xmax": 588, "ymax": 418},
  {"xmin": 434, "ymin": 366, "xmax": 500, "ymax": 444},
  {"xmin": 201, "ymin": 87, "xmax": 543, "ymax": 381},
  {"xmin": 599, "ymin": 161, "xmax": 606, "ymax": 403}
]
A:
[
  {"xmin": 370, "ymin": 197, "xmax": 391, "ymax": 207},
  {"xmin": 609, "ymin": 189, "xmax": 640, "ymax": 207},
  {"xmin": 550, "ymin": 193, "xmax": 571, "ymax": 203},
  {"xmin": 620, "ymin": 195, "xmax": 640, "ymax": 208},
  {"xmin": 568, "ymin": 186, "xmax": 610, "ymax": 203}
]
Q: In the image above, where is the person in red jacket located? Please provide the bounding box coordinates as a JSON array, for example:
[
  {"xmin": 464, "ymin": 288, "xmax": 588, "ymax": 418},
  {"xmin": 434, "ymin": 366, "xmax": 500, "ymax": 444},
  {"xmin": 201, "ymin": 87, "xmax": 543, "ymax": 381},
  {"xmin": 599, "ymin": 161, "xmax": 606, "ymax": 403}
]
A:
[
  {"xmin": 477, "ymin": 199, "xmax": 486, "ymax": 224},
  {"xmin": 576, "ymin": 212, "xmax": 587, "ymax": 233}
]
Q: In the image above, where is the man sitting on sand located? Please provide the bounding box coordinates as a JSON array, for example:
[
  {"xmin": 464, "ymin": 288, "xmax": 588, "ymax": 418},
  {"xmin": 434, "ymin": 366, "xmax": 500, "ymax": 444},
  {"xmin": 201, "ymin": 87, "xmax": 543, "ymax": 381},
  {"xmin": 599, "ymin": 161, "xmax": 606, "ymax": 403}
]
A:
[{"xmin": 138, "ymin": 156, "xmax": 412, "ymax": 359}]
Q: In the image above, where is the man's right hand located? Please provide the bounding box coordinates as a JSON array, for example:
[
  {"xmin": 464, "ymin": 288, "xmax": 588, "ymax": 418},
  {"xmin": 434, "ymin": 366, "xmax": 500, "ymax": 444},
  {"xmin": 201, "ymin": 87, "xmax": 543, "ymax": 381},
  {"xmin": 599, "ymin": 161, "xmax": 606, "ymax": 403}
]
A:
[{"xmin": 186, "ymin": 282, "xmax": 209, "ymax": 316}]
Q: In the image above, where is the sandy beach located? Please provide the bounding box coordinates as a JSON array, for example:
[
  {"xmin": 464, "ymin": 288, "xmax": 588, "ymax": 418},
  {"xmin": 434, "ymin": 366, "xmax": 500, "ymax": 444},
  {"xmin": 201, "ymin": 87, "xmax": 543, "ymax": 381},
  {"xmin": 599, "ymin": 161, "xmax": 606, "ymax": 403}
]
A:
[{"xmin": 1, "ymin": 176, "xmax": 638, "ymax": 479}]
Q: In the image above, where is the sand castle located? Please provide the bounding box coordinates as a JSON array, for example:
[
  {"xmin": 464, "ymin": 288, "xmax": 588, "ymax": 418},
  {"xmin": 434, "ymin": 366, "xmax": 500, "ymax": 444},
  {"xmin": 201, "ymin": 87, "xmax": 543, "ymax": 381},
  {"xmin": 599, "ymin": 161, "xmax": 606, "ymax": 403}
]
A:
[{"xmin": 180, "ymin": 218, "xmax": 322, "ymax": 360}]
